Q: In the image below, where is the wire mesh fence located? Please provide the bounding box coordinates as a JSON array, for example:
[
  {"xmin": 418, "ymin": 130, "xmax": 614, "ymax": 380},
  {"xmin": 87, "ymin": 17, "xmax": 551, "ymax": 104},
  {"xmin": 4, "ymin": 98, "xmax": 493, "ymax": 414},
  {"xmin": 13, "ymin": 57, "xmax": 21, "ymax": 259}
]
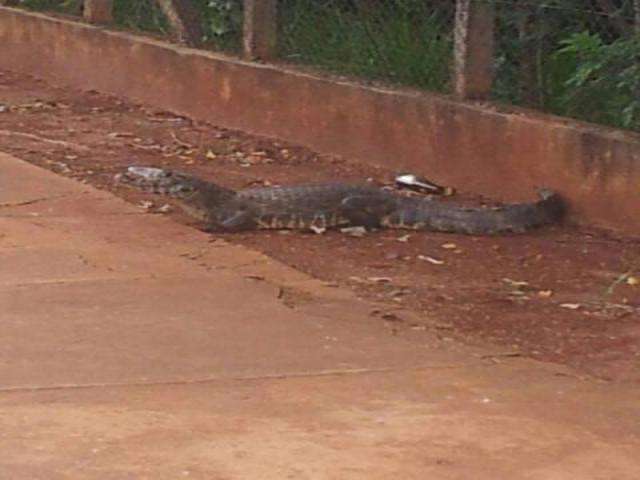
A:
[
  {"xmin": 490, "ymin": 0, "xmax": 640, "ymax": 131},
  {"xmin": 112, "ymin": 0, "xmax": 169, "ymax": 34},
  {"xmin": 276, "ymin": 0, "xmax": 639, "ymax": 131},
  {"xmin": 196, "ymin": 0, "xmax": 243, "ymax": 51},
  {"xmin": 14, "ymin": 0, "xmax": 82, "ymax": 16},
  {"xmin": 10, "ymin": 0, "xmax": 244, "ymax": 51},
  {"xmin": 277, "ymin": 0, "xmax": 454, "ymax": 93},
  {"xmin": 110, "ymin": 0, "xmax": 244, "ymax": 51}
]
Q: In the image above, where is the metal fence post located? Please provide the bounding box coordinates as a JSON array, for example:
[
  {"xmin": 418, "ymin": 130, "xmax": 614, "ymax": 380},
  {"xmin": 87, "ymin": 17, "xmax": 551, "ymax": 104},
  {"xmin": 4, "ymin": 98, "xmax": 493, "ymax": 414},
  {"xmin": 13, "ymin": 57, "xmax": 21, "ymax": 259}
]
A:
[
  {"xmin": 243, "ymin": 0, "xmax": 278, "ymax": 61},
  {"xmin": 453, "ymin": 0, "xmax": 495, "ymax": 100},
  {"xmin": 83, "ymin": 0, "xmax": 113, "ymax": 24}
]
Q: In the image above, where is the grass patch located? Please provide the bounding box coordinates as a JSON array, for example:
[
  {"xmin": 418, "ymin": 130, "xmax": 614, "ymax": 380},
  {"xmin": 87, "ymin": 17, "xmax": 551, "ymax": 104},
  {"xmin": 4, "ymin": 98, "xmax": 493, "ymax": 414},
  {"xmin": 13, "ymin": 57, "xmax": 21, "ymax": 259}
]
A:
[
  {"xmin": 278, "ymin": 0, "xmax": 453, "ymax": 92},
  {"xmin": 14, "ymin": 0, "xmax": 80, "ymax": 15},
  {"xmin": 112, "ymin": 0, "xmax": 169, "ymax": 34}
]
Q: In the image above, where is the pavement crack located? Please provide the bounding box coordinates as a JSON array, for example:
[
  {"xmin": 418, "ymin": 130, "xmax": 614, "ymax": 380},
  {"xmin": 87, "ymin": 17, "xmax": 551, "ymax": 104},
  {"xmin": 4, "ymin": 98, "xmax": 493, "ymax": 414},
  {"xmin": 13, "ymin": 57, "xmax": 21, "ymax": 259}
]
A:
[
  {"xmin": 0, "ymin": 195, "xmax": 62, "ymax": 208},
  {"xmin": 0, "ymin": 366, "xmax": 470, "ymax": 394}
]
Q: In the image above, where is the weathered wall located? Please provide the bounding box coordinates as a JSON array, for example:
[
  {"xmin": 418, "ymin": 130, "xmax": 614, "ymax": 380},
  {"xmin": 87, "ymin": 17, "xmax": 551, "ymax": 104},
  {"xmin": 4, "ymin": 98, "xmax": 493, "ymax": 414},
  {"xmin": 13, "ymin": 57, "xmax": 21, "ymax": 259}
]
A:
[{"xmin": 1, "ymin": 7, "xmax": 640, "ymax": 233}]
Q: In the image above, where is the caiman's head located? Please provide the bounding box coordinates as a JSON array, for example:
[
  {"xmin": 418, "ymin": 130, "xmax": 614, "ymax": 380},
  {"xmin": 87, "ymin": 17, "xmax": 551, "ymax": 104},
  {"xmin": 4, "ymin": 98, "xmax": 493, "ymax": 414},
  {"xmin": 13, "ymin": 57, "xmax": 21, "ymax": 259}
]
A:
[
  {"xmin": 115, "ymin": 166, "xmax": 238, "ymax": 221},
  {"xmin": 116, "ymin": 167, "xmax": 200, "ymax": 199}
]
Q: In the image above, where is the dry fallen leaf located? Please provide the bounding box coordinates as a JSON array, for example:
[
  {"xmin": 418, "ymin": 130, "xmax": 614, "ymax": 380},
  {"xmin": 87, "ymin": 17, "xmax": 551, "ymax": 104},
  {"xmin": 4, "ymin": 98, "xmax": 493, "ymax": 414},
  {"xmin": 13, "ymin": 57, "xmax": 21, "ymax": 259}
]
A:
[
  {"xmin": 107, "ymin": 132, "xmax": 136, "ymax": 139},
  {"xmin": 441, "ymin": 243, "xmax": 457, "ymax": 250},
  {"xmin": 340, "ymin": 226, "xmax": 367, "ymax": 237},
  {"xmin": 310, "ymin": 225, "xmax": 326, "ymax": 235},
  {"xmin": 626, "ymin": 276, "xmax": 639, "ymax": 286},
  {"xmin": 418, "ymin": 255, "xmax": 445, "ymax": 265},
  {"xmin": 538, "ymin": 290, "xmax": 553, "ymax": 298},
  {"xmin": 388, "ymin": 289, "xmax": 407, "ymax": 297},
  {"xmin": 367, "ymin": 277, "xmax": 393, "ymax": 284},
  {"xmin": 381, "ymin": 312, "xmax": 402, "ymax": 322},
  {"xmin": 205, "ymin": 150, "xmax": 217, "ymax": 160},
  {"xmin": 396, "ymin": 234, "xmax": 411, "ymax": 242},
  {"xmin": 560, "ymin": 303, "xmax": 581, "ymax": 310},
  {"xmin": 509, "ymin": 291, "xmax": 529, "ymax": 297},
  {"xmin": 502, "ymin": 278, "xmax": 530, "ymax": 288}
]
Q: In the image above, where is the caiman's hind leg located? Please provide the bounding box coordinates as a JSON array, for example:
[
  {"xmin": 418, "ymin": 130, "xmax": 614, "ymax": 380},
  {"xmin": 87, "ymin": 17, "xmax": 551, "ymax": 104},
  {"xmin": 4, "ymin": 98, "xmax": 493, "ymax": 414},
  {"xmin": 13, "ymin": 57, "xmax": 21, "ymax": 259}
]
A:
[{"xmin": 340, "ymin": 194, "xmax": 397, "ymax": 230}]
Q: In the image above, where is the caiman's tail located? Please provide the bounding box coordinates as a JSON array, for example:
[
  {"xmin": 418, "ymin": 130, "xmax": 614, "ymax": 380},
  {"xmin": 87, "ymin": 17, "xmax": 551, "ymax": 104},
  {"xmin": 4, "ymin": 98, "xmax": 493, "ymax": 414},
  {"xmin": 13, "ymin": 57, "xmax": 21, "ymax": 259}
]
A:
[{"xmin": 385, "ymin": 189, "xmax": 565, "ymax": 235}]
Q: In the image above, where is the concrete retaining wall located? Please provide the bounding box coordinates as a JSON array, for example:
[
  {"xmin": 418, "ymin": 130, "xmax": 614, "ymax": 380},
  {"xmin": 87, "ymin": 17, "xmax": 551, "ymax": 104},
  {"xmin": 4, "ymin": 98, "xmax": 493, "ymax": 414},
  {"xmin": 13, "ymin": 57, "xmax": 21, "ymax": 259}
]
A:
[{"xmin": 1, "ymin": 7, "xmax": 639, "ymax": 233}]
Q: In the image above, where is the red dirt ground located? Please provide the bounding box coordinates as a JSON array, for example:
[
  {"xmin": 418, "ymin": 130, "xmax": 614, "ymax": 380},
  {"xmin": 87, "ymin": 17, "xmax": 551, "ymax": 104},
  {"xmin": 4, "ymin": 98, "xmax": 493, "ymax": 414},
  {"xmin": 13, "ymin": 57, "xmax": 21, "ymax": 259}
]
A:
[{"xmin": 1, "ymin": 69, "xmax": 639, "ymax": 382}]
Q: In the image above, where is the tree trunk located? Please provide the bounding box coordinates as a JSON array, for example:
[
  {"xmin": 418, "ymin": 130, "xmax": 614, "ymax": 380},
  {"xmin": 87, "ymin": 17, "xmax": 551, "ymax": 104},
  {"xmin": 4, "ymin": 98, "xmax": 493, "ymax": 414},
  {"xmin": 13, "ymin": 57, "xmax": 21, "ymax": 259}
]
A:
[
  {"xmin": 453, "ymin": 0, "xmax": 495, "ymax": 100},
  {"xmin": 243, "ymin": 0, "xmax": 278, "ymax": 61},
  {"xmin": 516, "ymin": 4, "xmax": 540, "ymax": 107},
  {"xmin": 155, "ymin": 0, "xmax": 203, "ymax": 47}
]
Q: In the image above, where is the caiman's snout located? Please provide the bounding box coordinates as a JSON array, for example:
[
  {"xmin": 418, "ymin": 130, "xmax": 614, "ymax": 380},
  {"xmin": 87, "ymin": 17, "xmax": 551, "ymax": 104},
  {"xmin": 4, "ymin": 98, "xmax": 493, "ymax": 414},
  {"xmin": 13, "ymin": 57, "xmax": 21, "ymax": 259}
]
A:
[
  {"xmin": 116, "ymin": 166, "xmax": 198, "ymax": 197},
  {"xmin": 126, "ymin": 166, "xmax": 166, "ymax": 180},
  {"xmin": 115, "ymin": 166, "xmax": 167, "ymax": 186}
]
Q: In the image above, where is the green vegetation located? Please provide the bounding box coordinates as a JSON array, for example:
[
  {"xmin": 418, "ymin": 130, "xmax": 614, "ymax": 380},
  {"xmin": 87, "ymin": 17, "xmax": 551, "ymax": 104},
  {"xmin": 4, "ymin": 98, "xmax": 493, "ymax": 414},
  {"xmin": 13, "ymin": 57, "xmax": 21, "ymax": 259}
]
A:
[
  {"xmin": 112, "ymin": 0, "xmax": 169, "ymax": 34},
  {"xmin": 17, "ymin": 0, "xmax": 242, "ymax": 49},
  {"xmin": 17, "ymin": 0, "xmax": 79, "ymax": 14},
  {"xmin": 278, "ymin": 0, "xmax": 453, "ymax": 92},
  {"xmin": 111, "ymin": 0, "xmax": 242, "ymax": 50},
  {"xmin": 550, "ymin": 33, "xmax": 640, "ymax": 130},
  {"xmin": 493, "ymin": 0, "xmax": 640, "ymax": 131}
]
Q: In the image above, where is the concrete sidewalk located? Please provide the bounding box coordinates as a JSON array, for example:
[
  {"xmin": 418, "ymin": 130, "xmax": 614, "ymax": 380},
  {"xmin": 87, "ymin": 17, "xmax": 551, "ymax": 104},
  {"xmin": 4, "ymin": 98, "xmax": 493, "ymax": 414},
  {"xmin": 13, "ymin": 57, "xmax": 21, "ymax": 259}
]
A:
[{"xmin": 1, "ymin": 152, "xmax": 639, "ymax": 479}]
